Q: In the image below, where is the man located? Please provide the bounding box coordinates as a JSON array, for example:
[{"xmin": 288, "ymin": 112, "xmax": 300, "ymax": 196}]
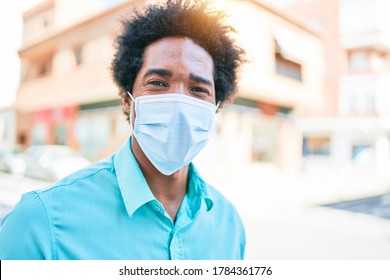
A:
[{"xmin": 0, "ymin": 0, "xmax": 246, "ymax": 259}]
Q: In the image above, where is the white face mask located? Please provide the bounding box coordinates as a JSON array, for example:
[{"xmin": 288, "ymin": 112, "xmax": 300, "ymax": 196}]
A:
[{"xmin": 127, "ymin": 92, "xmax": 219, "ymax": 175}]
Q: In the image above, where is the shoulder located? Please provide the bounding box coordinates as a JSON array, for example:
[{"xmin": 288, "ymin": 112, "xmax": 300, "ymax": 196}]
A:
[
  {"xmin": 204, "ymin": 183, "xmax": 246, "ymax": 259},
  {"xmin": 54, "ymin": 155, "xmax": 115, "ymax": 185},
  {"xmin": 207, "ymin": 184, "xmax": 239, "ymax": 213},
  {"xmin": 190, "ymin": 164, "xmax": 241, "ymax": 217},
  {"xmin": 34, "ymin": 155, "xmax": 116, "ymax": 198},
  {"xmin": 205, "ymin": 183, "xmax": 245, "ymax": 228},
  {"xmin": 0, "ymin": 191, "xmax": 53, "ymax": 259},
  {"xmin": 0, "ymin": 155, "xmax": 118, "ymax": 260}
]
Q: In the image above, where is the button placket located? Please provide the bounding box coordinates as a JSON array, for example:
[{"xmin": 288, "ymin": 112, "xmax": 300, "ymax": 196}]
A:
[
  {"xmin": 150, "ymin": 201, "xmax": 174, "ymax": 229},
  {"xmin": 169, "ymin": 230, "xmax": 183, "ymax": 260},
  {"xmin": 152, "ymin": 201, "xmax": 164, "ymax": 214}
]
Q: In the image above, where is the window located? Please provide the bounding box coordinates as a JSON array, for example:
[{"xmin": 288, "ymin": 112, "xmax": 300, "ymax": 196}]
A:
[
  {"xmin": 274, "ymin": 40, "xmax": 302, "ymax": 81},
  {"xmin": 31, "ymin": 123, "xmax": 47, "ymax": 145},
  {"xmin": 275, "ymin": 53, "xmax": 302, "ymax": 81},
  {"xmin": 55, "ymin": 125, "xmax": 66, "ymax": 145},
  {"xmin": 253, "ymin": 117, "xmax": 280, "ymax": 162},
  {"xmin": 43, "ymin": 17, "xmax": 49, "ymax": 28},
  {"xmin": 352, "ymin": 144, "xmax": 374, "ymax": 167},
  {"xmin": 38, "ymin": 60, "xmax": 51, "ymax": 76},
  {"xmin": 352, "ymin": 145, "xmax": 371, "ymax": 159},
  {"xmin": 23, "ymin": 5, "xmax": 54, "ymax": 40},
  {"xmin": 348, "ymin": 92, "xmax": 376, "ymax": 114},
  {"xmin": 21, "ymin": 54, "xmax": 53, "ymax": 82},
  {"xmin": 303, "ymin": 136, "xmax": 330, "ymax": 156},
  {"xmin": 74, "ymin": 46, "xmax": 83, "ymax": 66},
  {"xmin": 348, "ymin": 51, "xmax": 368, "ymax": 71}
]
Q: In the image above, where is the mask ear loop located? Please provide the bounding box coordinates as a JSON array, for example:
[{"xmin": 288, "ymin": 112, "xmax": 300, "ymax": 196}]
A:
[
  {"xmin": 126, "ymin": 91, "xmax": 136, "ymax": 137},
  {"xmin": 126, "ymin": 91, "xmax": 136, "ymax": 122},
  {"xmin": 126, "ymin": 91, "xmax": 136, "ymax": 102},
  {"xmin": 215, "ymin": 100, "xmax": 221, "ymax": 112}
]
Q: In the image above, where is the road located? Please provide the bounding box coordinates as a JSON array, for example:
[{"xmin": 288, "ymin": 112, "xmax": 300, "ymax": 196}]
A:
[{"xmin": 325, "ymin": 192, "xmax": 390, "ymax": 220}]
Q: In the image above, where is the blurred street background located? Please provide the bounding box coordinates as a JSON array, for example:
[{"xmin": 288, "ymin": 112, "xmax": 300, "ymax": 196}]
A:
[{"xmin": 1, "ymin": 0, "xmax": 390, "ymax": 259}]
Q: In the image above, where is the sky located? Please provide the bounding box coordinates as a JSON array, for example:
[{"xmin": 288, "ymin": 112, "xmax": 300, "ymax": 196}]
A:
[{"xmin": 0, "ymin": 0, "xmax": 126, "ymax": 108}]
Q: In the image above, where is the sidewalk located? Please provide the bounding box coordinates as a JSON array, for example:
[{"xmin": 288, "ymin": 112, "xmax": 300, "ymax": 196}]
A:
[{"xmin": 197, "ymin": 162, "xmax": 390, "ymax": 259}]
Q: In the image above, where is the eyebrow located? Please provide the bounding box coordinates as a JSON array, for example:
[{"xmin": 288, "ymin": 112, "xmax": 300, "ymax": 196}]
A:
[
  {"xmin": 189, "ymin": 73, "xmax": 213, "ymax": 86},
  {"xmin": 143, "ymin": 68, "xmax": 173, "ymax": 78},
  {"xmin": 143, "ymin": 68, "xmax": 213, "ymax": 86}
]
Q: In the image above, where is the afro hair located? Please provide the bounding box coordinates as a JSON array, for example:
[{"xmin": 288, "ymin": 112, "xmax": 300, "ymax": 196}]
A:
[{"xmin": 111, "ymin": 0, "xmax": 245, "ymax": 104}]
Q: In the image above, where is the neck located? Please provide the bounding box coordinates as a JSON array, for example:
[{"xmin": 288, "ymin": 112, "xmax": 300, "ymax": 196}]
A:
[{"xmin": 131, "ymin": 137, "xmax": 188, "ymax": 222}]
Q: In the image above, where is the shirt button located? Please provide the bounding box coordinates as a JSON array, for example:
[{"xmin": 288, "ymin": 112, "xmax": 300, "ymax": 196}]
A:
[{"xmin": 155, "ymin": 205, "xmax": 161, "ymax": 212}]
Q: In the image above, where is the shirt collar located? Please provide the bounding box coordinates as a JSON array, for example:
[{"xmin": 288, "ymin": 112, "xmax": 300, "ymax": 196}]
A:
[
  {"xmin": 114, "ymin": 138, "xmax": 155, "ymax": 217},
  {"xmin": 187, "ymin": 163, "xmax": 214, "ymax": 213},
  {"xmin": 114, "ymin": 138, "xmax": 215, "ymax": 217}
]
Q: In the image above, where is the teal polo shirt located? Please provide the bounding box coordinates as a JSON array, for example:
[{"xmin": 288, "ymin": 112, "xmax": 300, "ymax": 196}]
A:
[{"xmin": 0, "ymin": 139, "xmax": 245, "ymax": 260}]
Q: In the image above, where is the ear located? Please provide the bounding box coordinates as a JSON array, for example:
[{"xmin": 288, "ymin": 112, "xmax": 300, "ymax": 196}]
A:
[{"xmin": 121, "ymin": 97, "xmax": 131, "ymax": 114}]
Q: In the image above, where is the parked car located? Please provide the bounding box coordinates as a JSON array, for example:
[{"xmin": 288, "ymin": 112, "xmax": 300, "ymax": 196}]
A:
[
  {"xmin": 0, "ymin": 149, "xmax": 26, "ymax": 176},
  {"xmin": 23, "ymin": 145, "xmax": 91, "ymax": 181}
]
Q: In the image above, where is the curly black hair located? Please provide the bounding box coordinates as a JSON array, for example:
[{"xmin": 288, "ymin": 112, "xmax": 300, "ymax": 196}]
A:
[{"xmin": 111, "ymin": 0, "xmax": 245, "ymax": 105}]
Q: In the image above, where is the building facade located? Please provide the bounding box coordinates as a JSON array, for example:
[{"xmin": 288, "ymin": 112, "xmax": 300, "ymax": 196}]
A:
[
  {"xmin": 16, "ymin": 0, "xmax": 133, "ymax": 160},
  {"xmin": 267, "ymin": 0, "xmax": 390, "ymax": 177},
  {"xmin": 0, "ymin": 107, "xmax": 17, "ymax": 152},
  {"xmin": 15, "ymin": 0, "xmax": 324, "ymax": 173}
]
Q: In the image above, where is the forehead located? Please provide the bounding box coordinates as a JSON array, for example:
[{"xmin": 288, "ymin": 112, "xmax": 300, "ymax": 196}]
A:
[{"xmin": 140, "ymin": 37, "xmax": 214, "ymax": 77}]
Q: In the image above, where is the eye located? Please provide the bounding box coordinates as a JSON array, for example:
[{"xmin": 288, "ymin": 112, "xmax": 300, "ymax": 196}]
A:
[
  {"xmin": 190, "ymin": 87, "xmax": 209, "ymax": 95},
  {"xmin": 147, "ymin": 80, "xmax": 167, "ymax": 87}
]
